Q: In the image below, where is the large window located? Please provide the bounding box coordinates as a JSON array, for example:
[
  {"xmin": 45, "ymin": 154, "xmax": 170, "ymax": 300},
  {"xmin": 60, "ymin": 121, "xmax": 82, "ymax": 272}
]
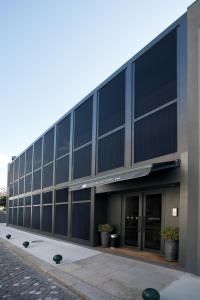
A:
[
  {"xmin": 33, "ymin": 138, "xmax": 42, "ymax": 170},
  {"xmin": 73, "ymin": 145, "xmax": 92, "ymax": 179},
  {"xmin": 25, "ymin": 174, "xmax": 32, "ymax": 193},
  {"xmin": 19, "ymin": 178, "xmax": 24, "ymax": 194},
  {"xmin": 135, "ymin": 29, "xmax": 177, "ymax": 118},
  {"xmin": 72, "ymin": 189, "xmax": 91, "ymax": 241},
  {"xmin": 55, "ymin": 155, "xmax": 69, "ymax": 184},
  {"xmin": 134, "ymin": 103, "xmax": 177, "ymax": 162},
  {"xmin": 56, "ymin": 115, "xmax": 70, "ymax": 158},
  {"xmin": 8, "ymin": 163, "xmax": 14, "ymax": 184},
  {"xmin": 14, "ymin": 158, "xmax": 19, "ymax": 180},
  {"xmin": 42, "ymin": 192, "xmax": 52, "ymax": 232},
  {"xmin": 43, "ymin": 129, "xmax": 54, "ymax": 165},
  {"xmin": 25, "ymin": 147, "xmax": 33, "ymax": 174},
  {"xmin": 98, "ymin": 71, "xmax": 125, "ymax": 136},
  {"xmin": 98, "ymin": 129, "xmax": 125, "ymax": 172},
  {"xmin": 74, "ymin": 97, "xmax": 93, "ymax": 149},
  {"xmin": 32, "ymin": 194, "xmax": 41, "ymax": 230},
  {"xmin": 55, "ymin": 189, "xmax": 68, "ymax": 236},
  {"xmin": 33, "ymin": 169, "xmax": 41, "ymax": 190},
  {"xmin": 19, "ymin": 153, "xmax": 25, "ymax": 178},
  {"xmin": 43, "ymin": 164, "xmax": 53, "ymax": 188}
]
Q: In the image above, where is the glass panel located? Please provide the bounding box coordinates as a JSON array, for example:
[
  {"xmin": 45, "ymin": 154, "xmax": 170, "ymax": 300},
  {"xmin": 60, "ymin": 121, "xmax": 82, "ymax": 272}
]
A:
[
  {"xmin": 9, "ymin": 200, "xmax": 13, "ymax": 207},
  {"xmin": 13, "ymin": 208, "xmax": 18, "ymax": 225},
  {"xmin": 18, "ymin": 207, "xmax": 24, "ymax": 226},
  {"xmin": 55, "ymin": 155, "xmax": 69, "ymax": 184},
  {"xmin": 134, "ymin": 103, "xmax": 177, "ymax": 162},
  {"xmin": 98, "ymin": 129, "xmax": 124, "ymax": 172},
  {"xmin": 42, "ymin": 205, "xmax": 52, "ymax": 232},
  {"xmin": 33, "ymin": 169, "xmax": 41, "ymax": 190},
  {"xmin": 145, "ymin": 194, "xmax": 162, "ymax": 251},
  {"xmin": 55, "ymin": 188, "xmax": 68, "ymax": 203},
  {"xmin": 25, "ymin": 147, "xmax": 33, "ymax": 174},
  {"xmin": 98, "ymin": 71, "xmax": 125, "ymax": 136},
  {"xmin": 33, "ymin": 194, "xmax": 40, "ymax": 205},
  {"xmin": 9, "ymin": 163, "xmax": 14, "ymax": 183},
  {"xmin": 43, "ymin": 129, "xmax": 54, "ymax": 165},
  {"xmin": 32, "ymin": 206, "xmax": 40, "ymax": 230},
  {"xmin": 8, "ymin": 208, "xmax": 13, "ymax": 224},
  {"xmin": 72, "ymin": 188, "xmax": 91, "ymax": 202},
  {"xmin": 43, "ymin": 191, "xmax": 52, "ymax": 204},
  {"xmin": 33, "ymin": 138, "xmax": 42, "ymax": 170},
  {"xmin": 24, "ymin": 207, "xmax": 31, "ymax": 228},
  {"xmin": 25, "ymin": 196, "xmax": 31, "ymax": 206},
  {"xmin": 125, "ymin": 196, "xmax": 139, "ymax": 247},
  {"xmin": 19, "ymin": 198, "xmax": 24, "ymax": 206},
  {"xmin": 72, "ymin": 202, "xmax": 90, "ymax": 240},
  {"xmin": 14, "ymin": 181, "xmax": 18, "ymax": 196},
  {"xmin": 14, "ymin": 199, "xmax": 18, "ymax": 206},
  {"xmin": 9, "ymin": 183, "xmax": 13, "ymax": 197},
  {"xmin": 74, "ymin": 97, "xmax": 93, "ymax": 148},
  {"xmin": 135, "ymin": 29, "xmax": 177, "ymax": 118},
  {"xmin": 19, "ymin": 177, "xmax": 24, "ymax": 195},
  {"xmin": 14, "ymin": 158, "xmax": 19, "ymax": 180},
  {"xmin": 19, "ymin": 153, "xmax": 25, "ymax": 178},
  {"xmin": 73, "ymin": 145, "xmax": 92, "ymax": 179},
  {"xmin": 55, "ymin": 204, "xmax": 68, "ymax": 236},
  {"xmin": 56, "ymin": 115, "xmax": 70, "ymax": 158},
  {"xmin": 43, "ymin": 163, "xmax": 53, "ymax": 188},
  {"xmin": 25, "ymin": 174, "xmax": 32, "ymax": 193}
]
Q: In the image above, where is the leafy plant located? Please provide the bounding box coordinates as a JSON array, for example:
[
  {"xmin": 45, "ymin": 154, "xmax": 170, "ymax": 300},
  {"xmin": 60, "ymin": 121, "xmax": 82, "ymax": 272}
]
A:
[
  {"xmin": 161, "ymin": 227, "xmax": 179, "ymax": 240},
  {"xmin": 98, "ymin": 224, "xmax": 113, "ymax": 233}
]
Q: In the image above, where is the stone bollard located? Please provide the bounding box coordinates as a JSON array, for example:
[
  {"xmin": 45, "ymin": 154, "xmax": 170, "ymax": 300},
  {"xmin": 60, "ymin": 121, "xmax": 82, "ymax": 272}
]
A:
[{"xmin": 142, "ymin": 288, "xmax": 160, "ymax": 300}]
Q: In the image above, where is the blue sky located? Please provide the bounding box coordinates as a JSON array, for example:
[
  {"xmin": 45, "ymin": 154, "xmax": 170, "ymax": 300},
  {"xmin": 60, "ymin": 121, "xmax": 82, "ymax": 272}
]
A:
[{"xmin": 0, "ymin": 0, "xmax": 194, "ymax": 187}]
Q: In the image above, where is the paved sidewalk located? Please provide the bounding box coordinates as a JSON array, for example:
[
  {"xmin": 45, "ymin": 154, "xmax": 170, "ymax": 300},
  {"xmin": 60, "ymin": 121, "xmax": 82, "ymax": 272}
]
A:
[
  {"xmin": 1, "ymin": 224, "xmax": 200, "ymax": 300},
  {"xmin": 0, "ymin": 240, "xmax": 82, "ymax": 300}
]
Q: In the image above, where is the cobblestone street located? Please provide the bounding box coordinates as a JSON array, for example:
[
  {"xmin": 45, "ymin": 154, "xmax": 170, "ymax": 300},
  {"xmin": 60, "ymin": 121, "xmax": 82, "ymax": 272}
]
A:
[{"xmin": 0, "ymin": 240, "xmax": 82, "ymax": 300}]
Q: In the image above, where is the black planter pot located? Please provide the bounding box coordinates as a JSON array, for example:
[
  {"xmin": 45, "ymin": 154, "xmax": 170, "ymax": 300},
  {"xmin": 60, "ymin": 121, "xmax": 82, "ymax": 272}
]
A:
[
  {"xmin": 100, "ymin": 232, "xmax": 110, "ymax": 247},
  {"xmin": 165, "ymin": 240, "xmax": 179, "ymax": 261},
  {"xmin": 23, "ymin": 241, "xmax": 29, "ymax": 248},
  {"xmin": 6, "ymin": 234, "xmax": 11, "ymax": 239},
  {"xmin": 53, "ymin": 254, "xmax": 63, "ymax": 264}
]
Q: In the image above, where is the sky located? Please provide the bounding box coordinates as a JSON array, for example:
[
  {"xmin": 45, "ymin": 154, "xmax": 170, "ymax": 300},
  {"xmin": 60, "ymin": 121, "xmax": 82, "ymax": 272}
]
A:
[{"xmin": 0, "ymin": 0, "xmax": 194, "ymax": 187}]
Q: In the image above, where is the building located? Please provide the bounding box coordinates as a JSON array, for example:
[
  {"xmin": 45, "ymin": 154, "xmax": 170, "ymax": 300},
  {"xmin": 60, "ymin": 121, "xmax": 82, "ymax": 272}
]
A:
[{"xmin": 7, "ymin": 1, "xmax": 200, "ymax": 275}]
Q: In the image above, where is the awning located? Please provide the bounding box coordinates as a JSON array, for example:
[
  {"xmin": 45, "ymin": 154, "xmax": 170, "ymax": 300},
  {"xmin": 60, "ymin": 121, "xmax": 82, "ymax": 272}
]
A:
[{"xmin": 69, "ymin": 159, "xmax": 180, "ymax": 191}]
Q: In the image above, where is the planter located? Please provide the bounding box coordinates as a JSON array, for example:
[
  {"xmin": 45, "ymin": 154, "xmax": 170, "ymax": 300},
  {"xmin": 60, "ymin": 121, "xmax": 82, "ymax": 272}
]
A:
[
  {"xmin": 100, "ymin": 232, "xmax": 110, "ymax": 247},
  {"xmin": 165, "ymin": 240, "xmax": 179, "ymax": 261},
  {"xmin": 6, "ymin": 234, "xmax": 11, "ymax": 239},
  {"xmin": 53, "ymin": 254, "xmax": 63, "ymax": 264},
  {"xmin": 23, "ymin": 241, "xmax": 29, "ymax": 248}
]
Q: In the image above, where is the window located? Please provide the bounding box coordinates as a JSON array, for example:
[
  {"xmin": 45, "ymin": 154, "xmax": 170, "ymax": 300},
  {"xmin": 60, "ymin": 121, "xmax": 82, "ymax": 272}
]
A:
[
  {"xmin": 14, "ymin": 181, "xmax": 18, "ymax": 196},
  {"xmin": 42, "ymin": 206, "xmax": 52, "ymax": 232},
  {"xmin": 24, "ymin": 207, "xmax": 31, "ymax": 227},
  {"xmin": 25, "ymin": 174, "xmax": 32, "ymax": 193},
  {"xmin": 43, "ymin": 164, "xmax": 53, "ymax": 188},
  {"xmin": 135, "ymin": 29, "xmax": 177, "ymax": 118},
  {"xmin": 56, "ymin": 115, "xmax": 70, "ymax": 158},
  {"xmin": 72, "ymin": 189, "xmax": 91, "ymax": 202},
  {"xmin": 98, "ymin": 129, "xmax": 125, "ymax": 172},
  {"xmin": 19, "ymin": 198, "xmax": 24, "ymax": 206},
  {"xmin": 98, "ymin": 71, "xmax": 125, "ymax": 136},
  {"xmin": 33, "ymin": 169, "xmax": 41, "ymax": 190},
  {"xmin": 18, "ymin": 207, "xmax": 24, "ymax": 226},
  {"xmin": 25, "ymin": 147, "xmax": 33, "ymax": 174},
  {"xmin": 55, "ymin": 204, "xmax": 68, "ymax": 236},
  {"xmin": 19, "ymin": 177, "xmax": 24, "ymax": 194},
  {"xmin": 19, "ymin": 153, "xmax": 25, "ymax": 178},
  {"xmin": 73, "ymin": 145, "xmax": 92, "ymax": 179},
  {"xmin": 55, "ymin": 188, "xmax": 68, "ymax": 203},
  {"xmin": 43, "ymin": 129, "xmax": 54, "ymax": 165},
  {"xmin": 13, "ymin": 208, "xmax": 18, "ymax": 225},
  {"xmin": 134, "ymin": 103, "xmax": 177, "ymax": 162},
  {"xmin": 43, "ymin": 191, "xmax": 52, "ymax": 204},
  {"xmin": 32, "ymin": 206, "xmax": 40, "ymax": 230},
  {"xmin": 9, "ymin": 184, "xmax": 13, "ymax": 197},
  {"xmin": 14, "ymin": 158, "xmax": 19, "ymax": 180},
  {"xmin": 8, "ymin": 208, "xmax": 12, "ymax": 224},
  {"xmin": 33, "ymin": 194, "xmax": 40, "ymax": 205},
  {"xmin": 72, "ymin": 202, "xmax": 90, "ymax": 240},
  {"xmin": 25, "ymin": 196, "xmax": 31, "ymax": 206},
  {"xmin": 8, "ymin": 163, "xmax": 14, "ymax": 183},
  {"xmin": 55, "ymin": 155, "xmax": 69, "ymax": 184},
  {"xmin": 33, "ymin": 139, "xmax": 42, "ymax": 170},
  {"xmin": 74, "ymin": 97, "xmax": 93, "ymax": 148}
]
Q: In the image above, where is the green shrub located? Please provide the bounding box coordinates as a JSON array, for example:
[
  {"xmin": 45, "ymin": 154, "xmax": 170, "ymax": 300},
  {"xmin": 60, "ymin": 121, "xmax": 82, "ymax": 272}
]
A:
[
  {"xmin": 160, "ymin": 226, "xmax": 179, "ymax": 240},
  {"xmin": 98, "ymin": 224, "xmax": 113, "ymax": 233}
]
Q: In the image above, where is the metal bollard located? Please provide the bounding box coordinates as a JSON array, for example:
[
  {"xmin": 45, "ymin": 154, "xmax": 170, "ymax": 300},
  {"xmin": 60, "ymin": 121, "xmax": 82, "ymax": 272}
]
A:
[{"xmin": 142, "ymin": 288, "xmax": 160, "ymax": 300}]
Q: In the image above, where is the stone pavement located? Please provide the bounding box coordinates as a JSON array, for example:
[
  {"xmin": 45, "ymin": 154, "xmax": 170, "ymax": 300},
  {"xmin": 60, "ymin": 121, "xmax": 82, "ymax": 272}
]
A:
[{"xmin": 0, "ymin": 241, "xmax": 82, "ymax": 300}]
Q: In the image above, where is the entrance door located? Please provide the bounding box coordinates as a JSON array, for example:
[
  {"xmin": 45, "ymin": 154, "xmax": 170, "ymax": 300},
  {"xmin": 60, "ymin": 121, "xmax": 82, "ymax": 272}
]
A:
[{"xmin": 125, "ymin": 193, "xmax": 162, "ymax": 252}]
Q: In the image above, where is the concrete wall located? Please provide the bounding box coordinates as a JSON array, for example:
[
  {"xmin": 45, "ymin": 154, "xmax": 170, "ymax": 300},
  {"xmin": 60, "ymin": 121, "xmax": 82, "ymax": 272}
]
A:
[
  {"xmin": 187, "ymin": 0, "xmax": 200, "ymax": 275},
  {"xmin": 107, "ymin": 193, "xmax": 122, "ymax": 236},
  {"xmin": 163, "ymin": 187, "xmax": 180, "ymax": 228}
]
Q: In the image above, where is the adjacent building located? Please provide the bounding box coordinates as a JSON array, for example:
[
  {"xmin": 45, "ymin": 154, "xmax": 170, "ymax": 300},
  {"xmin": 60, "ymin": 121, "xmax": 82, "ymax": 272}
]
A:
[{"xmin": 7, "ymin": 0, "xmax": 200, "ymax": 275}]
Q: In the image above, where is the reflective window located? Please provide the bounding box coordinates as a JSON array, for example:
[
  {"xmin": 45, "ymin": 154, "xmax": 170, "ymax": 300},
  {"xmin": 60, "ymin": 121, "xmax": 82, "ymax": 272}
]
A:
[
  {"xmin": 33, "ymin": 169, "xmax": 41, "ymax": 190},
  {"xmin": 8, "ymin": 163, "xmax": 14, "ymax": 183},
  {"xmin": 8, "ymin": 208, "xmax": 12, "ymax": 224},
  {"xmin": 19, "ymin": 177, "xmax": 24, "ymax": 195},
  {"xmin": 55, "ymin": 188, "xmax": 68, "ymax": 203},
  {"xmin": 42, "ymin": 206, "xmax": 52, "ymax": 232},
  {"xmin": 25, "ymin": 147, "xmax": 33, "ymax": 174},
  {"xmin": 25, "ymin": 174, "xmax": 32, "ymax": 193},
  {"xmin": 25, "ymin": 196, "xmax": 31, "ymax": 206},
  {"xmin": 14, "ymin": 181, "xmax": 18, "ymax": 196},
  {"xmin": 56, "ymin": 115, "xmax": 70, "ymax": 158},
  {"xmin": 135, "ymin": 29, "xmax": 177, "ymax": 118},
  {"xmin": 33, "ymin": 194, "xmax": 40, "ymax": 205},
  {"xmin": 98, "ymin": 129, "xmax": 124, "ymax": 172},
  {"xmin": 13, "ymin": 208, "xmax": 17, "ymax": 225},
  {"xmin": 55, "ymin": 155, "xmax": 69, "ymax": 184},
  {"xmin": 33, "ymin": 139, "xmax": 42, "ymax": 170},
  {"xmin": 9, "ymin": 184, "xmax": 13, "ymax": 197},
  {"xmin": 14, "ymin": 158, "xmax": 19, "ymax": 180},
  {"xmin": 134, "ymin": 103, "xmax": 177, "ymax": 162},
  {"xmin": 73, "ymin": 145, "xmax": 92, "ymax": 179},
  {"xmin": 74, "ymin": 97, "xmax": 93, "ymax": 148},
  {"xmin": 72, "ymin": 188, "xmax": 91, "ymax": 202},
  {"xmin": 14, "ymin": 199, "xmax": 18, "ymax": 206},
  {"xmin": 19, "ymin": 153, "xmax": 25, "ymax": 178},
  {"xmin": 43, "ymin": 191, "xmax": 52, "ymax": 204},
  {"xmin": 24, "ymin": 207, "xmax": 31, "ymax": 227},
  {"xmin": 98, "ymin": 71, "xmax": 125, "ymax": 136},
  {"xmin": 32, "ymin": 206, "xmax": 40, "ymax": 230},
  {"xmin": 43, "ymin": 164, "xmax": 53, "ymax": 188},
  {"xmin": 72, "ymin": 202, "xmax": 90, "ymax": 240},
  {"xmin": 55, "ymin": 204, "xmax": 68, "ymax": 236},
  {"xmin": 43, "ymin": 129, "xmax": 54, "ymax": 165},
  {"xmin": 18, "ymin": 207, "xmax": 24, "ymax": 226},
  {"xmin": 19, "ymin": 198, "xmax": 24, "ymax": 206}
]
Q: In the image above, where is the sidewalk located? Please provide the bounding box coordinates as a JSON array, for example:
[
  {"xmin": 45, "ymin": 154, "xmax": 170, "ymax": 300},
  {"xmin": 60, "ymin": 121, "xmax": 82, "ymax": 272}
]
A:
[{"xmin": 0, "ymin": 224, "xmax": 200, "ymax": 300}]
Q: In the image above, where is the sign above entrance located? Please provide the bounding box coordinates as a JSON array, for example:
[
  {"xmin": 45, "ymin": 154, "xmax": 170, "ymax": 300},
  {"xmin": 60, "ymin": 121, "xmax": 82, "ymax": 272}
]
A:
[{"xmin": 69, "ymin": 159, "xmax": 180, "ymax": 191}]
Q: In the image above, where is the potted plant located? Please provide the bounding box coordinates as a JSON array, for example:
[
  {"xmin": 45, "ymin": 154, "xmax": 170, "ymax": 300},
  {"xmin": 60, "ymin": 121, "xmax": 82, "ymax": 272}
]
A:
[
  {"xmin": 161, "ymin": 226, "xmax": 179, "ymax": 262},
  {"xmin": 98, "ymin": 224, "xmax": 113, "ymax": 247}
]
